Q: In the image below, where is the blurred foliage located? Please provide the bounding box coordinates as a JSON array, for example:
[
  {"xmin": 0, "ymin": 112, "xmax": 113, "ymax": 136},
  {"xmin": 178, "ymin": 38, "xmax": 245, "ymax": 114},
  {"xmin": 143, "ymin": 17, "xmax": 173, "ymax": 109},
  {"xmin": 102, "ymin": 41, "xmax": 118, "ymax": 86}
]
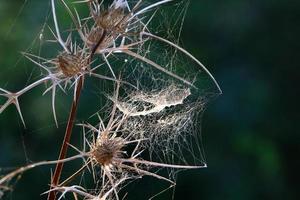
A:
[{"xmin": 0, "ymin": 0, "xmax": 299, "ymax": 199}]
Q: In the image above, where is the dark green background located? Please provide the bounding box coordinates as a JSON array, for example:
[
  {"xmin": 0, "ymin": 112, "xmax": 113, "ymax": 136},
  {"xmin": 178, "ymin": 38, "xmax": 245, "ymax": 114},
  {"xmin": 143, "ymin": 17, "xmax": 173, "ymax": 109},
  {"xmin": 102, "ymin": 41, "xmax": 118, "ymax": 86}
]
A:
[{"xmin": 0, "ymin": 0, "xmax": 299, "ymax": 199}]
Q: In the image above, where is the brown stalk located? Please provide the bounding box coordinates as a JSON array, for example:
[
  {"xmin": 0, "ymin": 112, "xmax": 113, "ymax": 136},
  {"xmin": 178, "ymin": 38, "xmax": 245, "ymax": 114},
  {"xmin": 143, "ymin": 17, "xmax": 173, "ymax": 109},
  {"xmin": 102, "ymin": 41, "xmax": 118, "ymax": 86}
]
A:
[
  {"xmin": 47, "ymin": 76, "xmax": 83, "ymax": 200},
  {"xmin": 47, "ymin": 30, "xmax": 107, "ymax": 200}
]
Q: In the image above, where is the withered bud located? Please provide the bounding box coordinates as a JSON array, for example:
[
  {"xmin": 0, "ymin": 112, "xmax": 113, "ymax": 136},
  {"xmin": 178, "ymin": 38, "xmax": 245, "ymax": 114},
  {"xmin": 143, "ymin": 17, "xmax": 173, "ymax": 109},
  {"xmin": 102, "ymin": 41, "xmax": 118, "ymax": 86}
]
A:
[
  {"xmin": 57, "ymin": 52, "xmax": 89, "ymax": 77},
  {"xmin": 96, "ymin": 7, "xmax": 129, "ymax": 33},
  {"xmin": 91, "ymin": 137, "xmax": 124, "ymax": 166}
]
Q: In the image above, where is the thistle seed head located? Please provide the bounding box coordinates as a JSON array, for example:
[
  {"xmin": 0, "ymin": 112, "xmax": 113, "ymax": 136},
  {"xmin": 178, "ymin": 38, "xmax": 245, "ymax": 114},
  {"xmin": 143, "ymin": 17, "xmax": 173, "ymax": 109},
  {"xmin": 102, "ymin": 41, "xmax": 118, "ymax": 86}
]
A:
[
  {"xmin": 96, "ymin": 7, "xmax": 129, "ymax": 33},
  {"xmin": 56, "ymin": 52, "xmax": 89, "ymax": 77},
  {"xmin": 85, "ymin": 2, "xmax": 130, "ymax": 52},
  {"xmin": 91, "ymin": 136, "xmax": 124, "ymax": 166}
]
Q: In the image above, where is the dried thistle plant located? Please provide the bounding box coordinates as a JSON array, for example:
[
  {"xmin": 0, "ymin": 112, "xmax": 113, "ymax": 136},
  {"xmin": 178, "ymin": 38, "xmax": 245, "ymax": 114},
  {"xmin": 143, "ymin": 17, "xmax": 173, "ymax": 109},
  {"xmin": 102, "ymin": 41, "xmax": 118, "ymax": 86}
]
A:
[{"xmin": 0, "ymin": 0, "xmax": 221, "ymax": 199}]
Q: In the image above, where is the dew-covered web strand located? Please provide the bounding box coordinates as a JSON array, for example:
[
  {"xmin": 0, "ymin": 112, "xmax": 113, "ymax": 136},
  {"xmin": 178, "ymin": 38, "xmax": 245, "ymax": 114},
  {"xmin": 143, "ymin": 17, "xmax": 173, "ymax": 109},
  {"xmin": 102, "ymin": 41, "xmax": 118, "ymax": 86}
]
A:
[
  {"xmin": 24, "ymin": 10, "xmax": 52, "ymax": 84},
  {"xmin": 5, "ymin": 0, "xmax": 28, "ymax": 39},
  {"xmin": 1, "ymin": 0, "xmax": 76, "ymax": 195},
  {"xmin": 0, "ymin": 3, "xmax": 54, "ymax": 128},
  {"xmin": 6, "ymin": 1, "xmax": 51, "ymax": 73},
  {"xmin": 1, "ymin": 0, "xmax": 57, "ymax": 183}
]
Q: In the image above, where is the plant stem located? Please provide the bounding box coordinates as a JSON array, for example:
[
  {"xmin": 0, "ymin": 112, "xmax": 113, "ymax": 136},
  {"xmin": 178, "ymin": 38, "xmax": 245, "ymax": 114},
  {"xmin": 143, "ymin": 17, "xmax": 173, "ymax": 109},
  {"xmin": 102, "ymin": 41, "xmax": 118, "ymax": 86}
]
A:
[
  {"xmin": 47, "ymin": 29, "xmax": 107, "ymax": 200},
  {"xmin": 47, "ymin": 76, "xmax": 83, "ymax": 200}
]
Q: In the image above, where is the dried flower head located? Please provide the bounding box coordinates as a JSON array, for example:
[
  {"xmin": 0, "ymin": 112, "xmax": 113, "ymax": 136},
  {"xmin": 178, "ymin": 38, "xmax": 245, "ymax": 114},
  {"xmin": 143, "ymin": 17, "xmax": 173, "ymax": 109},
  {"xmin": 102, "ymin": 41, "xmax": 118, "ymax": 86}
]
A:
[
  {"xmin": 56, "ymin": 51, "xmax": 89, "ymax": 77},
  {"xmin": 94, "ymin": 2, "xmax": 129, "ymax": 31},
  {"xmin": 91, "ymin": 135, "xmax": 124, "ymax": 166}
]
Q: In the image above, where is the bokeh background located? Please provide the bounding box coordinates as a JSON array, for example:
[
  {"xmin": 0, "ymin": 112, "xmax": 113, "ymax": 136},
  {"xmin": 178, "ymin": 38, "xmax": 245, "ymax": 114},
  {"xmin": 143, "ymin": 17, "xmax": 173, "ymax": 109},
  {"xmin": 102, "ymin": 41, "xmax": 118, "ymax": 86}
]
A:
[{"xmin": 0, "ymin": 0, "xmax": 299, "ymax": 199}]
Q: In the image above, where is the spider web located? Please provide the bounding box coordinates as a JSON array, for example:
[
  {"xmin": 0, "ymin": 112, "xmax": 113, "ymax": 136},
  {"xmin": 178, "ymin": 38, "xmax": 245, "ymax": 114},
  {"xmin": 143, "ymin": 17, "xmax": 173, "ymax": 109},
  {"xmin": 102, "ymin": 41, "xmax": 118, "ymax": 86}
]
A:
[
  {"xmin": 79, "ymin": 1, "xmax": 219, "ymax": 198},
  {"xmin": 0, "ymin": 0, "xmax": 220, "ymax": 199}
]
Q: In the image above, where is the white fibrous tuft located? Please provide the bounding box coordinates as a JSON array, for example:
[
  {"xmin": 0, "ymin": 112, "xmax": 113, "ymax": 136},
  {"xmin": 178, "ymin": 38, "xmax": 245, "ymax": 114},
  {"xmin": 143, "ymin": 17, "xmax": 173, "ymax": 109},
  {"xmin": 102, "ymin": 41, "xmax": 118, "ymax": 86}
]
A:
[
  {"xmin": 113, "ymin": 82, "xmax": 206, "ymax": 170},
  {"xmin": 112, "ymin": 0, "xmax": 128, "ymax": 9},
  {"xmin": 115, "ymin": 85, "xmax": 191, "ymax": 116}
]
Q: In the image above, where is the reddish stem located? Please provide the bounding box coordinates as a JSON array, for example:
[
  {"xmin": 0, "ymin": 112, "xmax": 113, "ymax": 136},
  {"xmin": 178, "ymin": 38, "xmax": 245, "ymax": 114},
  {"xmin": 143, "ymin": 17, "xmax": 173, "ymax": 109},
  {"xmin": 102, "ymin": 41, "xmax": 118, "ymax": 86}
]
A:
[
  {"xmin": 47, "ymin": 76, "xmax": 83, "ymax": 200},
  {"xmin": 47, "ymin": 29, "xmax": 107, "ymax": 200}
]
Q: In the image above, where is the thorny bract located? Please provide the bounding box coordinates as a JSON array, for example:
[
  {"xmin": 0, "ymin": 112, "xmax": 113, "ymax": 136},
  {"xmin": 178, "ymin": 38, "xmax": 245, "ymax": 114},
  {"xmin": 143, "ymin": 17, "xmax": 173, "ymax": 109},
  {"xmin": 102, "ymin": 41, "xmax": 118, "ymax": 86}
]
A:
[{"xmin": 0, "ymin": 0, "xmax": 221, "ymax": 199}]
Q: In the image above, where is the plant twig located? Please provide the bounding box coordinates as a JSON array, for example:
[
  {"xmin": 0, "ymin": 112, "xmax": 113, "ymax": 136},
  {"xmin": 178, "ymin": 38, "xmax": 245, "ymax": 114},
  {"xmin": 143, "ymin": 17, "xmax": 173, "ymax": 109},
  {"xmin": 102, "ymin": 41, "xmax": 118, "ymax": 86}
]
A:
[
  {"xmin": 47, "ymin": 76, "xmax": 83, "ymax": 200},
  {"xmin": 48, "ymin": 28, "xmax": 107, "ymax": 200}
]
